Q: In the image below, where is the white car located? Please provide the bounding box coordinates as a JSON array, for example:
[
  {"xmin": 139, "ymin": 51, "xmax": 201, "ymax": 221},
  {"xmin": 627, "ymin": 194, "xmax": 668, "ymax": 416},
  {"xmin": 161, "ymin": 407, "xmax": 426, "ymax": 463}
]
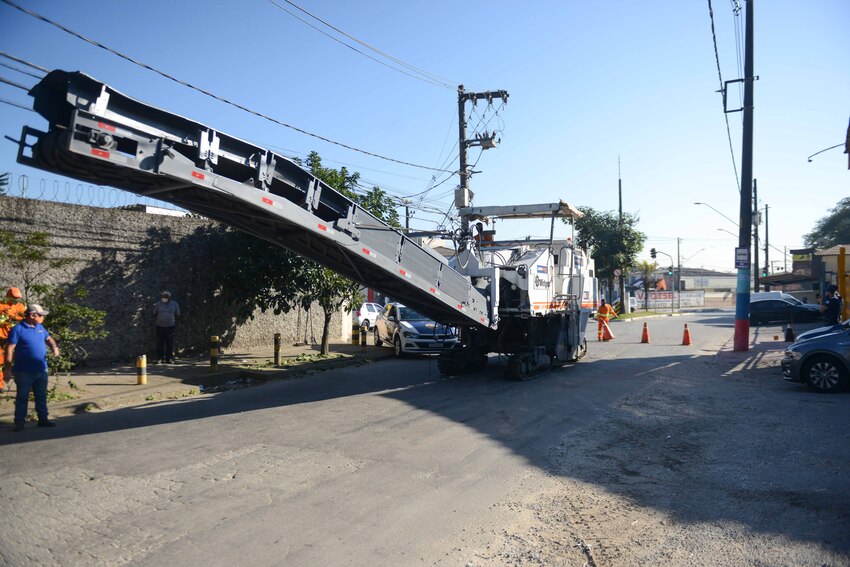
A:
[
  {"xmin": 355, "ymin": 302, "xmax": 382, "ymax": 329},
  {"xmin": 374, "ymin": 303, "xmax": 459, "ymax": 357}
]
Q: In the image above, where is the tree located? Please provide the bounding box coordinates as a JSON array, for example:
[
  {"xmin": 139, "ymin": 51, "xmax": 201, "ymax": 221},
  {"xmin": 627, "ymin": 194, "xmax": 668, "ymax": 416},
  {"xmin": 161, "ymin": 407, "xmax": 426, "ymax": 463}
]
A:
[
  {"xmin": 218, "ymin": 151, "xmax": 400, "ymax": 355},
  {"xmin": 804, "ymin": 197, "xmax": 850, "ymax": 248},
  {"xmin": 0, "ymin": 230, "xmax": 107, "ymax": 372},
  {"xmin": 568, "ymin": 207, "xmax": 646, "ymax": 295},
  {"xmin": 0, "ymin": 230, "xmax": 75, "ymax": 301},
  {"xmin": 634, "ymin": 260, "xmax": 658, "ymax": 311}
]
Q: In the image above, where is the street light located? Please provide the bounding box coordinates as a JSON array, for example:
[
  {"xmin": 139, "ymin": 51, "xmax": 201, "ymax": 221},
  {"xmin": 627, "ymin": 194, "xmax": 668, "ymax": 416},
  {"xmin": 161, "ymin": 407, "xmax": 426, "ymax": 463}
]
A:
[
  {"xmin": 717, "ymin": 227, "xmax": 737, "ymax": 238},
  {"xmin": 694, "ymin": 202, "xmax": 738, "ymax": 228}
]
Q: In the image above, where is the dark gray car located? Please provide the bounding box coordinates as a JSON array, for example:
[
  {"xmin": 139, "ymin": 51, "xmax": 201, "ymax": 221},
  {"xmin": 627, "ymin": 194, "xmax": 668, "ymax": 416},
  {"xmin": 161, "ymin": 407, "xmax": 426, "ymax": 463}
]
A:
[
  {"xmin": 782, "ymin": 328, "xmax": 850, "ymax": 392},
  {"xmin": 750, "ymin": 299, "xmax": 821, "ymax": 325}
]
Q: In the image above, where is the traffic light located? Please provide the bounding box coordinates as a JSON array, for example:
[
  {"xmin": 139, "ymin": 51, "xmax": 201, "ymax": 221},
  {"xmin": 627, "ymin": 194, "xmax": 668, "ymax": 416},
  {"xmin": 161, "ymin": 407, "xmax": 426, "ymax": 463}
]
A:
[
  {"xmin": 761, "ymin": 266, "xmax": 768, "ymax": 277},
  {"xmin": 650, "ymin": 247, "xmax": 657, "ymax": 259},
  {"xmin": 667, "ymin": 266, "xmax": 674, "ymax": 276}
]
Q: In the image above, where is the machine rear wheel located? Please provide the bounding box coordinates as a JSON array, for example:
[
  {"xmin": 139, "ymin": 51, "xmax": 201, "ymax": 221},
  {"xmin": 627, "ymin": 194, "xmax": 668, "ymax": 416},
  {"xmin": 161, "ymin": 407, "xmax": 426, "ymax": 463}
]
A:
[
  {"xmin": 373, "ymin": 327, "xmax": 382, "ymax": 347},
  {"xmin": 393, "ymin": 335, "xmax": 405, "ymax": 357}
]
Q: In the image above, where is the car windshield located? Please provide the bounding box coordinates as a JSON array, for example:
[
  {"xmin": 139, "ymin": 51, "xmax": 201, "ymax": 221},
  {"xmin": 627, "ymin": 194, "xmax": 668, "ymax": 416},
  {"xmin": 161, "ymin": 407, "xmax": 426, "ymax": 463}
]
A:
[{"xmin": 399, "ymin": 307, "xmax": 428, "ymax": 321}]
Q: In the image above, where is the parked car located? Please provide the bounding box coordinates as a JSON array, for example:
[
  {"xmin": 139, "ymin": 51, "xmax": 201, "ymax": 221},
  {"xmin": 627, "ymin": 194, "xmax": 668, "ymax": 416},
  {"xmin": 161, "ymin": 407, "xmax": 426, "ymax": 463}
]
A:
[
  {"xmin": 374, "ymin": 303, "xmax": 458, "ymax": 357},
  {"xmin": 751, "ymin": 291, "xmax": 803, "ymax": 305},
  {"xmin": 749, "ymin": 299, "xmax": 821, "ymax": 325},
  {"xmin": 795, "ymin": 320, "xmax": 849, "ymax": 343},
  {"xmin": 782, "ymin": 328, "xmax": 850, "ymax": 392},
  {"xmin": 355, "ymin": 302, "xmax": 382, "ymax": 329}
]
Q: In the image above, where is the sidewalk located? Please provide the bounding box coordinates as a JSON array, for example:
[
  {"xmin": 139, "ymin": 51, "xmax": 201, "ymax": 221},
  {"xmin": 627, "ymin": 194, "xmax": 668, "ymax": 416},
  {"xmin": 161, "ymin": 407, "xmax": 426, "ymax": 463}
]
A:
[
  {"xmin": 0, "ymin": 338, "xmax": 395, "ymax": 423},
  {"xmin": 715, "ymin": 323, "xmax": 797, "ymax": 373}
]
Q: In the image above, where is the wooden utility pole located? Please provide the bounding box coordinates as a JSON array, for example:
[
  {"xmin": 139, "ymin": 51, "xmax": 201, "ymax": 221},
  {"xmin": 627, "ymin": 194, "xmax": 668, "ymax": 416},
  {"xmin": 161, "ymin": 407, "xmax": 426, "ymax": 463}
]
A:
[{"xmin": 456, "ymin": 85, "xmax": 508, "ymax": 236}]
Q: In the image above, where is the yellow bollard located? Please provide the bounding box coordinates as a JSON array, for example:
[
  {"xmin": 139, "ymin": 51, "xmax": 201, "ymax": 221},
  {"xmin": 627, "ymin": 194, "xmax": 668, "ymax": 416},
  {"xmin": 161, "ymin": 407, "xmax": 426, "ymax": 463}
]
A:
[
  {"xmin": 351, "ymin": 319, "xmax": 360, "ymax": 345},
  {"xmin": 274, "ymin": 333, "xmax": 281, "ymax": 366},
  {"xmin": 210, "ymin": 335, "xmax": 220, "ymax": 371},
  {"xmin": 360, "ymin": 324, "xmax": 368, "ymax": 350},
  {"xmin": 136, "ymin": 355, "xmax": 147, "ymax": 385}
]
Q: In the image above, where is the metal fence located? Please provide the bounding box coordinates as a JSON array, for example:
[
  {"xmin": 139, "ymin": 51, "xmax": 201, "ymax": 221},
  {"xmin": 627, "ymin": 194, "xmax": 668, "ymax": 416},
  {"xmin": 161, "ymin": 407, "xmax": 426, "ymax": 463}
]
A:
[{"xmin": 1, "ymin": 172, "xmax": 186, "ymax": 213}]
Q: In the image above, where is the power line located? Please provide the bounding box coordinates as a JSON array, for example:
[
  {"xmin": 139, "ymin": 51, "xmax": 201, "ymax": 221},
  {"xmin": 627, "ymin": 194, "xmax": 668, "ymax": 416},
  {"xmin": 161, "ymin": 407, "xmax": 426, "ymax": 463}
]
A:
[
  {"xmin": 707, "ymin": 0, "xmax": 741, "ymax": 193},
  {"xmin": 269, "ymin": 0, "xmax": 456, "ymax": 89},
  {"xmin": 0, "ymin": 60, "xmax": 44, "ymax": 80},
  {"xmin": 0, "ymin": 97, "xmax": 35, "ymax": 112},
  {"xmin": 0, "ymin": 0, "xmax": 453, "ymax": 173},
  {"xmin": 0, "ymin": 50, "xmax": 49, "ymax": 73},
  {"xmin": 0, "ymin": 75, "xmax": 30, "ymax": 91}
]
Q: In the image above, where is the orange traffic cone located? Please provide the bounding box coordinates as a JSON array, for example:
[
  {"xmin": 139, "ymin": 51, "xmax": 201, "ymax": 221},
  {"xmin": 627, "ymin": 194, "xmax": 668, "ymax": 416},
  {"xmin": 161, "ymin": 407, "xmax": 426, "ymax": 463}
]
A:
[
  {"xmin": 682, "ymin": 323, "xmax": 692, "ymax": 346},
  {"xmin": 602, "ymin": 319, "xmax": 615, "ymax": 341},
  {"xmin": 640, "ymin": 322, "xmax": 650, "ymax": 344}
]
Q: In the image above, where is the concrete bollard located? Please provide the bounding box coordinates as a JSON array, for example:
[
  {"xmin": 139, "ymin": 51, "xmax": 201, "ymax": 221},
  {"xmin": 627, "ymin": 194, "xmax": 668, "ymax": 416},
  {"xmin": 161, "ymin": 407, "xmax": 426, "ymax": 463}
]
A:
[
  {"xmin": 136, "ymin": 354, "xmax": 147, "ymax": 385},
  {"xmin": 274, "ymin": 333, "xmax": 281, "ymax": 366},
  {"xmin": 360, "ymin": 324, "xmax": 368, "ymax": 350},
  {"xmin": 210, "ymin": 335, "xmax": 220, "ymax": 371}
]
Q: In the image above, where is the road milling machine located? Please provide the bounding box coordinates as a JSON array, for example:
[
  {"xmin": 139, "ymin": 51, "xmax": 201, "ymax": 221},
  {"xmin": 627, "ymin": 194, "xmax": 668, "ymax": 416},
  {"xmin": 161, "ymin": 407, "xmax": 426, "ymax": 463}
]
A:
[{"xmin": 14, "ymin": 70, "xmax": 597, "ymax": 379}]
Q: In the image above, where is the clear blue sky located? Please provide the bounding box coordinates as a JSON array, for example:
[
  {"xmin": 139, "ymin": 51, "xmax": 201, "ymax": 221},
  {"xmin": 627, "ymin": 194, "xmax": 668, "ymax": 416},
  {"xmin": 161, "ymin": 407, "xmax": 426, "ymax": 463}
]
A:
[{"xmin": 0, "ymin": 0, "xmax": 847, "ymax": 273}]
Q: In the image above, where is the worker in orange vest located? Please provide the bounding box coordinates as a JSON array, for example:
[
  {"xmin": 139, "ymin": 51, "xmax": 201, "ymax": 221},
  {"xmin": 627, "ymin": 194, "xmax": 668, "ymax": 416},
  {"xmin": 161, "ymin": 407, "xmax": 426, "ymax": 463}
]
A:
[
  {"xmin": 0, "ymin": 287, "xmax": 27, "ymax": 391},
  {"xmin": 596, "ymin": 298, "xmax": 617, "ymax": 341}
]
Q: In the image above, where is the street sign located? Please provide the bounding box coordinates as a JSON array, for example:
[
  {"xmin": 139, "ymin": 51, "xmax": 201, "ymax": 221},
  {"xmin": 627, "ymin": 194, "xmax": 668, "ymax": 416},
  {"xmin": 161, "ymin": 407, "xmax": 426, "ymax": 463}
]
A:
[
  {"xmin": 735, "ymin": 247, "xmax": 750, "ymax": 269},
  {"xmin": 613, "ymin": 268, "xmax": 621, "ymax": 276}
]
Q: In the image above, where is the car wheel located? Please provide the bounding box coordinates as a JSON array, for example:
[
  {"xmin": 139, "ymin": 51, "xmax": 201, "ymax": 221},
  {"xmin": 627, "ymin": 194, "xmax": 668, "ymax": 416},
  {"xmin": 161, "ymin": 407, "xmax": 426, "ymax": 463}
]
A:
[
  {"xmin": 373, "ymin": 327, "xmax": 382, "ymax": 347},
  {"xmin": 361, "ymin": 319, "xmax": 370, "ymax": 330},
  {"xmin": 393, "ymin": 335, "xmax": 405, "ymax": 358},
  {"xmin": 803, "ymin": 355, "xmax": 848, "ymax": 393}
]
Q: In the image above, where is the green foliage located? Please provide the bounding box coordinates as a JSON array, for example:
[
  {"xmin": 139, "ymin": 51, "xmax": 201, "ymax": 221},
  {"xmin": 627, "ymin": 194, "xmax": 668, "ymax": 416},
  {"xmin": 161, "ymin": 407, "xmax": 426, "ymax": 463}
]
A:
[
  {"xmin": 634, "ymin": 260, "xmax": 658, "ymax": 310},
  {"xmin": 218, "ymin": 150, "xmax": 397, "ymax": 355},
  {"xmin": 0, "ymin": 230, "xmax": 107, "ymax": 372},
  {"xmin": 569, "ymin": 207, "xmax": 646, "ymax": 283},
  {"xmin": 297, "ymin": 151, "xmax": 401, "ymax": 227},
  {"xmin": 0, "ymin": 172, "xmax": 9, "ymax": 196},
  {"xmin": 32, "ymin": 284, "xmax": 108, "ymax": 373},
  {"xmin": 0, "ymin": 230, "xmax": 75, "ymax": 301},
  {"xmin": 804, "ymin": 197, "xmax": 850, "ymax": 247}
]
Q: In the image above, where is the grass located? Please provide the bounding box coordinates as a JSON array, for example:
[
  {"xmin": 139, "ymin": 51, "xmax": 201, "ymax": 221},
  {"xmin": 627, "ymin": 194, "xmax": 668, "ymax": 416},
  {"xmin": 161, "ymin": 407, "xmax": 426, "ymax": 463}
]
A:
[{"xmin": 617, "ymin": 311, "xmax": 667, "ymax": 320}]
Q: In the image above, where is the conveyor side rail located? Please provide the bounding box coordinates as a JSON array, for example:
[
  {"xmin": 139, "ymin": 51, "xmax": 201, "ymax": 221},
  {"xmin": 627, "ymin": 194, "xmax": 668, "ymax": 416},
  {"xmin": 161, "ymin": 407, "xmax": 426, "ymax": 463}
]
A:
[{"xmin": 16, "ymin": 70, "xmax": 491, "ymax": 328}]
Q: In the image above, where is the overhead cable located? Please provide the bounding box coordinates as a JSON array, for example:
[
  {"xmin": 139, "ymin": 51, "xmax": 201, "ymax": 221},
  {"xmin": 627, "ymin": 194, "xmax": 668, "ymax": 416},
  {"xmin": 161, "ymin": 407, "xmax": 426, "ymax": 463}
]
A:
[
  {"xmin": 0, "ymin": 96, "xmax": 34, "ymax": 111},
  {"xmin": 0, "ymin": 60, "xmax": 44, "ymax": 80},
  {"xmin": 0, "ymin": 50, "xmax": 48, "ymax": 73},
  {"xmin": 0, "ymin": 0, "xmax": 453, "ymax": 173},
  {"xmin": 269, "ymin": 0, "xmax": 456, "ymax": 89},
  {"xmin": 707, "ymin": 0, "xmax": 741, "ymax": 193}
]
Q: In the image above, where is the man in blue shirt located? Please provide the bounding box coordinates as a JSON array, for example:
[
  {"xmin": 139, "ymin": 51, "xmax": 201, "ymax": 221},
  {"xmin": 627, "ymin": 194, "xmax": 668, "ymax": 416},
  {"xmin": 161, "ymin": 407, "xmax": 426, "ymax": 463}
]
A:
[{"xmin": 5, "ymin": 304, "xmax": 60, "ymax": 431}]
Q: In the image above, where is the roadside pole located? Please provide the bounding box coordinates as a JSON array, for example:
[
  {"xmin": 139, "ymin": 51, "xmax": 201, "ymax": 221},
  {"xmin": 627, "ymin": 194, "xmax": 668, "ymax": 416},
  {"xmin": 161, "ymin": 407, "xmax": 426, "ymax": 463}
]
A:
[{"xmin": 733, "ymin": 0, "xmax": 755, "ymax": 352}]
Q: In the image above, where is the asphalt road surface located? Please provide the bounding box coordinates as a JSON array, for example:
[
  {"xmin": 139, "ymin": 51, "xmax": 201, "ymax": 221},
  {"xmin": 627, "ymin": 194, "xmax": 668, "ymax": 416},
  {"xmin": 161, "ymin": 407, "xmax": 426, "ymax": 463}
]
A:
[{"xmin": 1, "ymin": 313, "xmax": 848, "ymax": 566}]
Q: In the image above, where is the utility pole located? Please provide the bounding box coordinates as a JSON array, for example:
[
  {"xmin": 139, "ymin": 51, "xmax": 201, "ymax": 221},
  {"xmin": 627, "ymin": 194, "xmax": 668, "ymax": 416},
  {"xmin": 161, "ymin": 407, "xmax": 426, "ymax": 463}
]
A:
[
  {"xmin": 733, "ymin": 0, "xmax": 755, "ymax": 352},
  {"xmin": 456, "ymin": 85, "xmax": 509, "ymax": 237},
  {"xmin": 677, "ymin": 237, "xmax": 681, "ymax": 310},
  {"xmin": 753, "ymin": 179, "xmax": 759, "ymax": 292},
  {"xmin": 618, "ymin": 156, "xmax": 628, "ymax": 313},
  {"xmin": 763, "ymin": 204, "xmax": 770, "ymax": 278}
]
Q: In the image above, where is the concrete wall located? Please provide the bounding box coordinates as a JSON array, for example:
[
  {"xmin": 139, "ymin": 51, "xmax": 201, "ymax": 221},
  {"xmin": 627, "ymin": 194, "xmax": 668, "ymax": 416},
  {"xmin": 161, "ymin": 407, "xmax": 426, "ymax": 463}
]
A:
[{"xmin": 0, "ymin": 196, "xmax": 348, "ymax": 364}]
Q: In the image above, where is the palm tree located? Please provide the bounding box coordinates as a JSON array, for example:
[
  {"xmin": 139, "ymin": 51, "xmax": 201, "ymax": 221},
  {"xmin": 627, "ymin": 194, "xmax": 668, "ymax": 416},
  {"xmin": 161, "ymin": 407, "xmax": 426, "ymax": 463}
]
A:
[{"xmin": 634, "ymin": 260, "xmax": 658, "ymax": 311}]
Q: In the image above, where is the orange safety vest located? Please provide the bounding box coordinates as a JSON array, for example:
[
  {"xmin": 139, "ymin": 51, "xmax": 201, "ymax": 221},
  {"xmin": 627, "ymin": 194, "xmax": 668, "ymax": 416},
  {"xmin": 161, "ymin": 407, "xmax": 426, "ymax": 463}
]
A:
[{"xmin": 597, "ymin": 304, "xmax": 616, "ymax": 321}]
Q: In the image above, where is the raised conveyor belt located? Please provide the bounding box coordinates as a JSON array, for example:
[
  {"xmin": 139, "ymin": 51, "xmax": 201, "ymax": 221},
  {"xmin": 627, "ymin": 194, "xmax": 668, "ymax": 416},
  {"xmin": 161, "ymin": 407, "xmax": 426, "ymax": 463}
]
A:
[{"xmin": 17, "ymin": 70, "xmax": 491, "ymax": 328}]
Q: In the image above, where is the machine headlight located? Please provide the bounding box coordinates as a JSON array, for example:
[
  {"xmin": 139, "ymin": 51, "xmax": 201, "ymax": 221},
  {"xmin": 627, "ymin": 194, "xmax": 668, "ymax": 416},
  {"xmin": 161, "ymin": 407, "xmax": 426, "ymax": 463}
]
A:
[
  {"xmin": 783, "ymin": 349, "xmax": 802, "ymax": 360},
  {"xmin": 402, "ymin": 331, "xmax": 418, "ymax": 338}
]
